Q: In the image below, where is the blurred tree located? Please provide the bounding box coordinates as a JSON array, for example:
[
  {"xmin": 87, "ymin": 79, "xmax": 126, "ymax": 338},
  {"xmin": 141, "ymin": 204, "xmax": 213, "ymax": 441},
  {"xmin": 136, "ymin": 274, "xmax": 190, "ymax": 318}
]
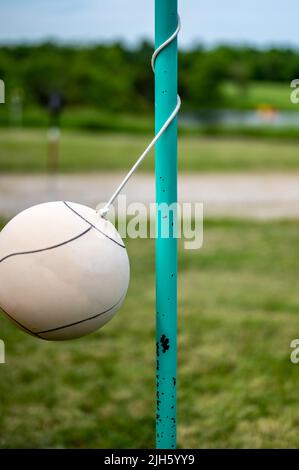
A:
[
  {"xmin": 185, "ymin": 49, "xmax": 229, "ymax": 108},
  {"xmin": 0, "ymin": 42, "xmax": 297, "ymax": 112}
]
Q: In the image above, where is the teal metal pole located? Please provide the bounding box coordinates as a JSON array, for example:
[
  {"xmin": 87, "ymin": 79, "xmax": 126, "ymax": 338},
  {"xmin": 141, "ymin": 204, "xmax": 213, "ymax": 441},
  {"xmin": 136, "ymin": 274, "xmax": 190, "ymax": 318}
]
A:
[{"xmin": 155, "ymin": 0, "xmax": 178, "ymax": 449}]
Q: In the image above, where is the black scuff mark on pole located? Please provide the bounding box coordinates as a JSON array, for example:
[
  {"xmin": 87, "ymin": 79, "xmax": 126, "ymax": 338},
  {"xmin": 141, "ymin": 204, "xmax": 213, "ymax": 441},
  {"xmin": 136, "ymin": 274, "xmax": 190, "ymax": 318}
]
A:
[{"xmin": 160, "ymin": 334, "xmax": 170, "ymax": 353}]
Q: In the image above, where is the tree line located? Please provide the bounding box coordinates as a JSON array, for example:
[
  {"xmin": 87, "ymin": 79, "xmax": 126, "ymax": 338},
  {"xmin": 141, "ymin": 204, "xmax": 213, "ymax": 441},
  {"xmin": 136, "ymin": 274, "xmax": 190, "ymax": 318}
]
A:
[{"xmin": 0, "ymin": 42, "xmax": 298, "ymax": 111}]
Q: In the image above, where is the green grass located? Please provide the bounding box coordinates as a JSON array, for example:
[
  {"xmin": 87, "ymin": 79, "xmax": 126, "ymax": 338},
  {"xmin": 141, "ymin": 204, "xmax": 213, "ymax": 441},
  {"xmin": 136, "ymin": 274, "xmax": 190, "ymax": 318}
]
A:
[
  {"xmin": 0, "ymin": 106, "xmax": 155, "ymax": 134},
  {"xmin": 1, "ymin": 128, "xmax": 299, "ymax": 173},
  {"xmin": 1, "ymin": 218, "xmax": 299, "ymax": 448},
  {"xmin": 223, "ymin": 81, "xmax": 294, "ymax": 110}
]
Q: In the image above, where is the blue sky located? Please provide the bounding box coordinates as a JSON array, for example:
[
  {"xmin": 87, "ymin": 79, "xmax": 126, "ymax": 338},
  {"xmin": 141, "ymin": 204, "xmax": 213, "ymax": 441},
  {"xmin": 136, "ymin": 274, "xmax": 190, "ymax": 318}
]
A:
[{"xmin": 0, "ymin": 0, "xmax": 298, "ymax": 48}]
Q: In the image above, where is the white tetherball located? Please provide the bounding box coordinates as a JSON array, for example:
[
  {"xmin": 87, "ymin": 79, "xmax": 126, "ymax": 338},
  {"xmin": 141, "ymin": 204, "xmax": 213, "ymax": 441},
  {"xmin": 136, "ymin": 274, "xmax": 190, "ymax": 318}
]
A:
[{"xmin": 0, "ymin": 201, "xmax": 130, "ymax": 340}]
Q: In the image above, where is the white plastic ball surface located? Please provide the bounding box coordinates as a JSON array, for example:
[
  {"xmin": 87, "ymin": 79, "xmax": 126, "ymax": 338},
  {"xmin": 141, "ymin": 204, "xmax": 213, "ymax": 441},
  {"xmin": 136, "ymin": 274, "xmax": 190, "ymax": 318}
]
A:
[{"xmin": 0, "ymin": 201, "xmax": 130, "ymax": 340}]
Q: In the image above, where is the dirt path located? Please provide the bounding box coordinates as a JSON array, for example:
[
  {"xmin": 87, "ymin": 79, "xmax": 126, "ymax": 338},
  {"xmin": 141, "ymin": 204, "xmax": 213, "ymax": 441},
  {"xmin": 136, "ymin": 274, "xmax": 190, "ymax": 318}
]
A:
[{"xmin": 0, "ymin": 172, "xmax": 299, "ymax": 219}]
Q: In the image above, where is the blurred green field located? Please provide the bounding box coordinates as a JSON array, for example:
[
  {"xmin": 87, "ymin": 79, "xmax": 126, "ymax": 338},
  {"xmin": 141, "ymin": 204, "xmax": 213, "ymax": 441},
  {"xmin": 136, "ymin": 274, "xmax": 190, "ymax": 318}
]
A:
[
  {"xmin": 1, "ymin": 219, "xmax": 299, "ymax": 448},
  {"xmin": 0, "ymin": 107, "xmax": 155, "ymax": 134},
  {"xmin": 223, "ymin": 81, "xmax": 293, "ymax": 110},
  {"xmin": 1, "ymin": 128, "xmax": 299, "ymax": 172}
]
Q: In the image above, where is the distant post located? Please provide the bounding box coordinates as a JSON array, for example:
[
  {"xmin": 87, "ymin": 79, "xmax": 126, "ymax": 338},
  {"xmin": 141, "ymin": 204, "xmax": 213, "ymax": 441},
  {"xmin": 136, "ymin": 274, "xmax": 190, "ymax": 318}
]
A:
[
  {"xmin": 47, "ymin": 91, "xmax": 62, "ymax": 172},
  {"xmin": 155, "ymin": 0, "xmax": 178, "ymax": 449},
  {"xmin": 10, "ymin": 88, "xmax": 24, "ymax": 127}
]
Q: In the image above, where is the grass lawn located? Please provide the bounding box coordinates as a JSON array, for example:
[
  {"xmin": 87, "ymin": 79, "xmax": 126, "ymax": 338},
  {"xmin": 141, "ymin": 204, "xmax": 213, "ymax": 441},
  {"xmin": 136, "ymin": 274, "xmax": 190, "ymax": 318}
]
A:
[
  {"xmin": 1, "ymin": 128, "xmax": 299, "ymax": 173},
  {"xmin": 1, "ymin": 218, "xmax": 299, "ymax": 448}
]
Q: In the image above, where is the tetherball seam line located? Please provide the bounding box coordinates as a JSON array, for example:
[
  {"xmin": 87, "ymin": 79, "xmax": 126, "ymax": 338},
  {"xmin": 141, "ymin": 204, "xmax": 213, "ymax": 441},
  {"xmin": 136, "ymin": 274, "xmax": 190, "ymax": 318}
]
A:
[
  {"xmin": 0, "ymin": 292, "xmax": 126, "ymax": 338},
  {"xmin": 63, "ymin": 201, "xmax": 125, "ymax": 249},
  {"xmin": 37, "ymin": 292, "xmax": 126, "ymax": 334},
  {"xmin": 0, "ymin": 303, "xmax": 42, "ymax": 338},
  {"xmin": 0, "ymin": 226, "xmax": 93, "ymax": 264}
]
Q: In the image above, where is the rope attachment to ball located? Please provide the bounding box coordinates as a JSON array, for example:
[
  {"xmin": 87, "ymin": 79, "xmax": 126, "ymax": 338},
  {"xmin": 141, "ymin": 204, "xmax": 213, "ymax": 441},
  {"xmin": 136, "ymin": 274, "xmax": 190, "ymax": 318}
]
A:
[{"xmin": 98, "ymin": 15, "xmax": 181, "ymax": 219}]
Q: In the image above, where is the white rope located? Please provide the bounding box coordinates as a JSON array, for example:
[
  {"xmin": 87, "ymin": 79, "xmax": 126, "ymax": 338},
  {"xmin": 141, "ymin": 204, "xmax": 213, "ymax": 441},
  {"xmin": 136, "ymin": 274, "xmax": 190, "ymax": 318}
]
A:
[
  {"xmin": 98, "ymin": 15, "xmax": 181, "ymax": 218},
  {"xmin": 151, "ymin": 15, "xmax": 181, "ymax": 73}
]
